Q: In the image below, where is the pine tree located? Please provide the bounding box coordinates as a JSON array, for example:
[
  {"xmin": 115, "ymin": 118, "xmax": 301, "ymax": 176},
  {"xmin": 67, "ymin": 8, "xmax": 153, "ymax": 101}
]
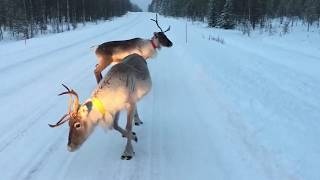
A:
[
  {"xmin": 0, "ymin": 0, "xmax": 134, "ymax": 40},
  {"xmin": 208, "ymin": 0, "xmax": 219, "ymax": 27},
  {"xmin": 304, "ymin": 0, "xmax": 318, "ymax": 31},
  {"xmin": 161, "ymin": 0, "xmax": 170, "ymax": 15},
  {"xmin": 218, "ymin": 0, "xmax": 235, "ymax": 29},
  {"xmin": 208, "ymin": 0, "xmax": 226, "ymax": 27}
]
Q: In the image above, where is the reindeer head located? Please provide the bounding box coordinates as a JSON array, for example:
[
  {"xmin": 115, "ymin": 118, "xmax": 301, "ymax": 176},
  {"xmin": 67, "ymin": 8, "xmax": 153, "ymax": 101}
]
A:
[
  {"xmin": 49, "ymin": 84, "xmax": 97, "ymax": 152},
  {"xmin": 151, "ymin": 14, "xmax": 173, "ymax": 48}
]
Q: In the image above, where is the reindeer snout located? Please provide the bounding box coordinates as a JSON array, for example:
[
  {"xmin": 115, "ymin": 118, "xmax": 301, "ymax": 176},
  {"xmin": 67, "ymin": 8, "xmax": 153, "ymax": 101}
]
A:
[
  {"xmin": 67, "ymin": 144, "xmax": 78, "ymax": 152},
  {"xmin": 67, "ymin": 146, "xmax": 73, "ymax": 152}
]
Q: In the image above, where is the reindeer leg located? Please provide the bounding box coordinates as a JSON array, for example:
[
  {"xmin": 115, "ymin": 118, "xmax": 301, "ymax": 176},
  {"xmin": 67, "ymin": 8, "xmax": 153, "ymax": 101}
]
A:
[
  {"xmin": 94, "ymin": 64, "xmax": 104, "ymax": 84},
  {"xmin": 113, "ymin": 111, "xmax": 126, "ymax": 136},
  {"xmin": 94, "ymin": 56, "xmax": 110, "ymax": 84},
  {"xmin": 113, "ymin": 111, "xmax": 137, "ymax": 142},
  {"xmin": 121, "ymin": 103, "xmax": 136, "ymax": 160},
  {"xmin": 134, "ymin": 106, "xmax": 143, "ymax": 126}
]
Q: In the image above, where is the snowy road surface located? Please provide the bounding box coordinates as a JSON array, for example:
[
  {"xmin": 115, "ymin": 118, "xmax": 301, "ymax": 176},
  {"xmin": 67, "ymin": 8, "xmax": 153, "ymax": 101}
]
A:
[{"xmin": 0, "ymin": 12, "xmax": 320, "ymax": 180}]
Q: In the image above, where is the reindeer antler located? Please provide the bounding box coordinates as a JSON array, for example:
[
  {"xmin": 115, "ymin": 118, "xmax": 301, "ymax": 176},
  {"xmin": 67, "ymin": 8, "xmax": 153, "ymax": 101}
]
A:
[
  {"xmin": 163, "ymin": 26, "xmax": 171, "ymax": 33},
  {"xmin": 48, "ymin": 114, "xmax": 70, "ymax": 128},
  {"xmin": 59, "ymin": 84, "xmax": 79, "ymax": 113},
  {"xmin": 48, "ymin": 84, "xmax": 80, "ymax": 128},
  {"xmin": 151, "ymin": 14, "xmax": 170, "ymax": 33},
  {"xmin": 151, "ymin": 14, "xmax": 163, "ymax": 32}
]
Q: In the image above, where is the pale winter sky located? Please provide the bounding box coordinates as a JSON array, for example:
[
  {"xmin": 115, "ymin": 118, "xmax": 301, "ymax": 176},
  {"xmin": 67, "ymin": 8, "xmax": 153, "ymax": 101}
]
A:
[{"xmin": 130, "ymin": 0, "xmax": 152, "ymax": 11}]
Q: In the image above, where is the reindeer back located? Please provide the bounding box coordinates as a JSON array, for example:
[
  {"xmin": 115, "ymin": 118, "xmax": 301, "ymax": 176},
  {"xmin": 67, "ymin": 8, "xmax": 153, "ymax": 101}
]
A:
[{"xmin": 92, "ymin": 54, "xmax": 152, "ymax": 111}]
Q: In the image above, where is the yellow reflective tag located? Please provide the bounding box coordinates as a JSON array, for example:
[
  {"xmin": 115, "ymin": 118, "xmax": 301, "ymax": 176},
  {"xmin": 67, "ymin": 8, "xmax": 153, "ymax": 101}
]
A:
[{"xmin": 92, "ymin": 97, "xmax": 106, "ymax": 115}]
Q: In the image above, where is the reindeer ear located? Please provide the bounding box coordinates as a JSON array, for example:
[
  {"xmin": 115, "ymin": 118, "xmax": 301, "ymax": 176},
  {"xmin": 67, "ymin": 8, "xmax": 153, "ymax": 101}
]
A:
[
  {"xmin": 78, "ymin": 101, "xmax": 92, "ymax": 117},
  {"xmin": 84, "ymin": 101, "xmax": 93, "ymax": 112}
]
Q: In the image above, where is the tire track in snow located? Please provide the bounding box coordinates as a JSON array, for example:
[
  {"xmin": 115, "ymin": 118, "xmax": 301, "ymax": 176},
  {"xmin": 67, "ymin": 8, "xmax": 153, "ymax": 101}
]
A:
[
  {"xmin": 227, "ymin": 44, "xmax": 320, "ymax": 108},
  {"xmin": 0, "ymin": 74, "xmax": 90, "ymax": 180},
  {"xmin": 19, "ymin": 133, "xmax": 66, "ymax": 180},
  {"xmin": 0, "ymin": 50, "xmax": 89, "ymax": 97},
  {"xmin": 0, "ymin": 14, "xmax": 150, "ymax": 180},
  {"xmin": 169, "ymin": 44, "xmax": 256, "ymax": 179},
  {"xmin": 0, "ymin": 46, "xmax": 94, "ymax": 148},
  {"xmin": 185, "ymin": 42, "xmax": 311, "ymax": 179},
  {"xmin": 0, "ymin": 14, "xmax": 143, "ymax": 97},
  {"xmin": 0, "ymin": 51, "xmax": 92, "ymax": 140},
  {"xmin": 0, "ymin": 14, "xmax": 141, "ymax": 73},
  {"xmin": 0, "ymin": 99, "xmax": 58, "ymax": 152},
  {"xmin": 0, "ymin": 73, "xmax": 89, "ymax": 153},
  {"xmin": 169, "ymin": 43, "xmax": 300, "ymax": 179},
  {"xmin": 261, "ymin": 40, "xmax": 320, "ymax": 60}
]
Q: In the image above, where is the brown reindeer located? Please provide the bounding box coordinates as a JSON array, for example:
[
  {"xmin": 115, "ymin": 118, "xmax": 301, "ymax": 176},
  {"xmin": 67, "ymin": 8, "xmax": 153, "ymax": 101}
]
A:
[
  {"xmin": 94, "ymin": 14, "xmax": 173, "ymax": 83},
  {"xmin": 49, "ymin": 54, "xmax": 152, "ymax": 160}
]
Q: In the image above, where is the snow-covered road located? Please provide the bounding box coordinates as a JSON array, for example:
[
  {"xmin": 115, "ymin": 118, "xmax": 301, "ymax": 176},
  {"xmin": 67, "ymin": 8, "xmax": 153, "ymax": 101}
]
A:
[{"xmin": 0, "ymin": 12, "xmax": 320, "ymax": 180}]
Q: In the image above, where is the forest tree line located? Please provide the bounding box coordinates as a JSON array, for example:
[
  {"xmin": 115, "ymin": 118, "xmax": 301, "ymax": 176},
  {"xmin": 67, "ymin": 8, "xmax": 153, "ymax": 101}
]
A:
[
  {"xmin": 0, "ymin": 0, "xmax": 140, "ymax": 40},
  {"xmin": 148, "ymin": 0, "xmax": 320, "ymax": 31}
]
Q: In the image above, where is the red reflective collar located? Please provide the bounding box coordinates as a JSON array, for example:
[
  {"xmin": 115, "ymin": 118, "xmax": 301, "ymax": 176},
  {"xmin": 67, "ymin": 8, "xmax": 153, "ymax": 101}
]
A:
[{"xmin": 151, "ymin": 40, "xmax": 157, "ymax": 49}]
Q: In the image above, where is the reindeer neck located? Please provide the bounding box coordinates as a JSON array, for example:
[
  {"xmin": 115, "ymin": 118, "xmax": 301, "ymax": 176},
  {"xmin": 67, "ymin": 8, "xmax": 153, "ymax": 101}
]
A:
[
  {"xmin": 82, "ymin": 99, "xmax": 105, "ymax": 124},
  {"xmin": 150, "ymin": 38, "xmax": 160, "ymax": 49},
  {"xmin": 84, "ymin": 98, "xmax": 114, "ymax": 128},
  {"xmin": 132, "ymin": 39, "xmax": 157, "ymax": 60},
  {"xmin": 150, "ymin": 39, "xmax": 158, "ymax": 49}
]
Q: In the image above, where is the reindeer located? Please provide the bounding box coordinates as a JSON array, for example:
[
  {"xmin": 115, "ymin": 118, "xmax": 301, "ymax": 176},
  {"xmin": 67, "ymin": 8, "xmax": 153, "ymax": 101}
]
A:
[
  {"xmin": 94, "ymin": 14, "xmax": 173, "ymax": 83},
  {"xmin": 49, "ymin": 54, "xmax": 152, "ymax": 160}
]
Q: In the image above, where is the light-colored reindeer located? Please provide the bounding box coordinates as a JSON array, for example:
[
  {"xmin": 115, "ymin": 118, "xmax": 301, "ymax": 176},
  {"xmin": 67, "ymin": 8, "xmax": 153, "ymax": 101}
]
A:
[
  {"xmin": 94, "ymin": 14, "xmax": 172, "ymax": 83},
  {"xmin": 49, "ymin": 54, "xmax": 152, "ymax": 160}
]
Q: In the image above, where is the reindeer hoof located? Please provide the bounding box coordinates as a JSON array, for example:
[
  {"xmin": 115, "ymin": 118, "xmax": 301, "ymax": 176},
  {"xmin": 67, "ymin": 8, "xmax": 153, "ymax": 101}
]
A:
[
  {"xmin": 121, "ymin": 152, "xmax": 135, "ymax": 160},
  {"xmin": 121, "ymin": 155, "xmax": 132, "ymax": 160},
  {"xmin": 132, "ymin": 132, "xmax": 138, "ymax": 142},
  {"xmin": 122, "ymin": 132, "xmax": 136, "ymax": 138},
  {"xmin": 134, "ymin": 135, "xmax": 138, "ymax": 143},
  {"xmin": 131, "ymin": 132, "xmax": 138, "ymax": 142},
  {"xmin": 135, "ymin": 121, "xmax": 143, "ymax": 126}
]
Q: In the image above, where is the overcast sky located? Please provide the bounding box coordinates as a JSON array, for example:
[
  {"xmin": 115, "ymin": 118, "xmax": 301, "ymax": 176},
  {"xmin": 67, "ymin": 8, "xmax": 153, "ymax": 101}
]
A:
[{"xmin": 130, "ymin": 0, "xmax": 152, "ymax": 11}]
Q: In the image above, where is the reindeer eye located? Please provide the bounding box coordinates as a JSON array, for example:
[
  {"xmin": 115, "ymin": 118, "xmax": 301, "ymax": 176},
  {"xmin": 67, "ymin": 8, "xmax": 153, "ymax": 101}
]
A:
[{"xmin": 74, "ymin": 122, "xmax": 81, "ymax": 129}]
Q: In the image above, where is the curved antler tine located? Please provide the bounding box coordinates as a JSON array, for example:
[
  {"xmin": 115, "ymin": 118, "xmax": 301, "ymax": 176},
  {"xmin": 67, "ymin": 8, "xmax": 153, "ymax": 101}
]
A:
[
  {"xmin": 70, "ymin": 90, "xmax": 79, "ymax": 99},
  {"xmin": 150, "ymin": 13, "xmax": 158, "ymax": 21},
  {"xmin": 58, "ymin": 90, "xmax": 78, "ymax": 97},
  {"xmin": 57, "ymin": 84, "xmax": 73, "ymax": 114},
  {"xmin": 58, "ymin": 84, "xmax": 80, "ymax": 114},
  {"xmin": 67, "ymin": 94, "xmax": 73, "ymax": 114},
  {"xmin": 58, "ymin": 84, "xmax": 72, "ymax": 96},
  {"xmin": 62, "ymin": 84, "xmax": 70, "ymax": 91},
  {"xmin": 59, "ymin": 90, "xmax": 80, "ymax": 112},
  {"xmin": 164, "ymin": 26, "xmax": 171, "ymax": 32},
  {"xmin": 150, "ymin": 14, "xmax": 164, "ymax": 32},
  {"xmin": 71, "ymin": 89, "xmax": 79, "ymax": 112},
  {"xmin": 48, "ymin": 114, "xmax": 70, "ymax": 128},
  {"xmin": 59, "ymin": 91, "xmax": 70, "ymax": 96}
]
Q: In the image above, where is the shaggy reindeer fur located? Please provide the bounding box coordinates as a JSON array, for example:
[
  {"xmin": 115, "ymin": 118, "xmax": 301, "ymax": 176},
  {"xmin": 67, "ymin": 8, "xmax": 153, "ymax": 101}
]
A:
[
  {"xmin": 94, "ymin": 33, "xmax": 172, "ymax": 83},
  {"xmin": 52, "ymin": 54, "xmax": 152, "ymax": 160}
]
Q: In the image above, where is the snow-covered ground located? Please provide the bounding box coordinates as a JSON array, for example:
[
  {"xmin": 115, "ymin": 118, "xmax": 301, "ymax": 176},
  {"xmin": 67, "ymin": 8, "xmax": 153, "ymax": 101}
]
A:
[{"xmin": 0, "ymin": 12, "xmax": 319, "ymax": 180}]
